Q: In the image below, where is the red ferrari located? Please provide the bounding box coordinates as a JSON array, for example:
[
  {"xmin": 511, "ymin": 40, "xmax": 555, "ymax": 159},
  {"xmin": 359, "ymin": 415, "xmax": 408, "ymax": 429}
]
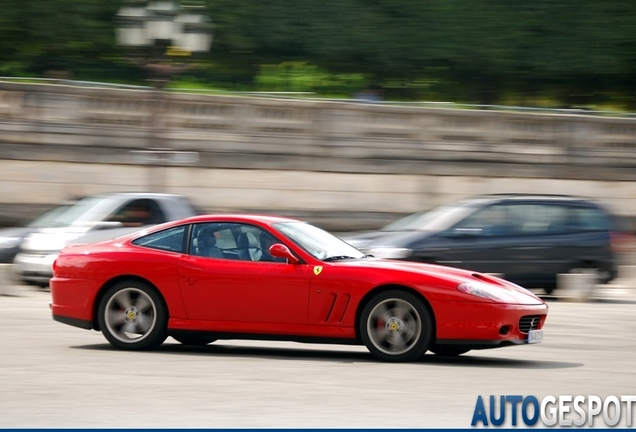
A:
[{"xmin": 50, "ymin": 214, "xmax": 548, "ymax": 362}]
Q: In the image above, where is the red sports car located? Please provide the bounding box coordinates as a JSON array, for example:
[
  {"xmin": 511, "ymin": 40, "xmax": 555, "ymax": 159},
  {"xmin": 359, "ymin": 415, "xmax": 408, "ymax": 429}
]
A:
[{"xmin": 50, "ymin": 214, "xmax": 548, "ymax": 362}]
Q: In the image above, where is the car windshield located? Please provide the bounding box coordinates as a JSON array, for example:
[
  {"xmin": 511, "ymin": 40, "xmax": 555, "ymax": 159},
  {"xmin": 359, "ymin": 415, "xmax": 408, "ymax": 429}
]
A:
[
  {"xmin": 43, "ymin": 196, "xmax": 119, "ymax": 227},
  {"xmin": 380, "ymin": 202, "xmax": 482, "ymax": 232},
  {"xmin": 274, "ymin": 221, "xmax": 365, "ymax": 261}
]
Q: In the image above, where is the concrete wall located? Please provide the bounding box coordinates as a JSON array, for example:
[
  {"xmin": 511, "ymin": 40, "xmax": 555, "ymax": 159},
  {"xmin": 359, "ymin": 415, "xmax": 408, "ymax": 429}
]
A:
[{"xmin": 1, "ymin": 82, "xmax": 636, "ymax": 230}]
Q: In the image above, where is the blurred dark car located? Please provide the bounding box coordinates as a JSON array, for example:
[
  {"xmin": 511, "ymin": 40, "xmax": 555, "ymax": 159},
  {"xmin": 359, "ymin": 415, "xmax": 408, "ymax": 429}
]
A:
[
  {"xmin": 342, "ymin": 194, "xmax": 634, "ymax": 293},
  {"xmin": 0, "ymin": 203, "xmax": 75, "ymax": 263}
]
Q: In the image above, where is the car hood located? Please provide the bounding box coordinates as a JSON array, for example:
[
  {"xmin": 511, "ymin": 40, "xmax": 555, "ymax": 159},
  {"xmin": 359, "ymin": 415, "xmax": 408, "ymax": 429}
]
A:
[
  {"xmin": 0, "ymin": 227, "xmax": 33, "ymax": 241},
  {"xmin": 341, "ymin": 230, "xmax": 427, "ymax": 251},
  {"xmin": 337, "ymin": 258, "xmax": 545, "ymax": 305},
  {"xmin": 0, "ymin": 227, "xmax": 33, "ymax": 237},
  {"xmin": 20, "ymin": 227, "xmax": 94, "ymax": 252},
  {"xmin": 0, "ymin": 227, "xmax": 34, "ymax": 250}
]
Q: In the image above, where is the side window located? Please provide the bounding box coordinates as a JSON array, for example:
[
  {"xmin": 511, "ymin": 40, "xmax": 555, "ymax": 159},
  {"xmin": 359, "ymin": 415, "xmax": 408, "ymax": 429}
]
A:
[
  {"xmin": 191, "ymin": 222, "xmax": 285, "ymax": 263},
  {"xmin": 191, "ymin": 223, "xmax": 228, "ymax": 259},
  {"xmin": 453, "ymin": 204, "xmax": 512, "ymax": 236},
  {"xmin": 571, "ymin": 207, "xmax": 610, "ymax": 232},
  {"xmin": 109, "ymin": 199, "xmax": 167, "ymax": 227},
  {"xmin": 131, "ymin": 225, "xmax": 186, "ymax": 253},
  {"xmin": 508, "ymin": 204, "xmax": 569, "ymax": 235}
]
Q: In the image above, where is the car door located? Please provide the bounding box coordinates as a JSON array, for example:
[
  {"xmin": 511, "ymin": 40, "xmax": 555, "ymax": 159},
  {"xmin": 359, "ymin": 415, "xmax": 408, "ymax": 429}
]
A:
[
  {"xmin": 516, "ymin": 203, "xmax": 615, "ymax": 284},
  {"xmin": 426, "ymin": 203, "xmax": 519, "ymax": 275},
  {"xmin": 497, "ymin": 202, "xmax": 572, "ymax": 286},
  {"xmin": 178, "ymin": 222, "xmax": 311, "ymax": 325}
]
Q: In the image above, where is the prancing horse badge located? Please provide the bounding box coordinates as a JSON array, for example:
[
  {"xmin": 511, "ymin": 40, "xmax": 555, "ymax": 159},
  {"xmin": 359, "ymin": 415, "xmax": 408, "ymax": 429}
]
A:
[{"xmin": 313, "ymin": 266, "xmax": 323, "ymax": 276}]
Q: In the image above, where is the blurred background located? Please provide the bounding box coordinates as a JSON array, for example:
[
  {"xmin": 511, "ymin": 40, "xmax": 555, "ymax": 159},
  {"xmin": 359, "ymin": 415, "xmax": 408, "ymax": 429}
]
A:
[
  {"xmin": 2, "ymin": 4, "xmax": 636, "ymax": 425},
  {"xmin": 1, "ymin": 0, "xmax": 636, "ymax": 233},
  {"xmin": 2, "ymin": 0, "xmax": 636, "ymax": 106}
]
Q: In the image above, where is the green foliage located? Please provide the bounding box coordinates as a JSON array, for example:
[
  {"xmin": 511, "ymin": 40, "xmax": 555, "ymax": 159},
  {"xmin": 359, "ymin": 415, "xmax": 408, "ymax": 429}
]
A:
[
  {"xmin": 255, "ymin": 62, "xmax": 367, "ymax": 96},
  {"xmin": 1, "ymin": 0, "xmax": 636, "ymax": 108}
]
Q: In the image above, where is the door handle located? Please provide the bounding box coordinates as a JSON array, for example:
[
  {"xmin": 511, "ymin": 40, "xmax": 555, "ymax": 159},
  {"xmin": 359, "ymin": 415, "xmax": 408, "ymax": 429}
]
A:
[{"xmin": 180, "ymin": 274, "xmax": 197, "ymax": 285}]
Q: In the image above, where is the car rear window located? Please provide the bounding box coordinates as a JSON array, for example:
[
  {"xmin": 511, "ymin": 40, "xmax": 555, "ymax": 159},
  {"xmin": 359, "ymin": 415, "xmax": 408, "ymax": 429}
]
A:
[{"xmin": 132, "ymin": 225, "xmax": 186, "ymax": 253}]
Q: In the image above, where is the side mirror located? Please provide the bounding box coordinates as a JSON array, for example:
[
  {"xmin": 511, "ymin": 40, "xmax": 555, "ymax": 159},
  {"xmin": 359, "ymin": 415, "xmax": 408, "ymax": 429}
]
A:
[{"xmin": 269, "ymin": 244, "xmax": 299, "ymax": 263}]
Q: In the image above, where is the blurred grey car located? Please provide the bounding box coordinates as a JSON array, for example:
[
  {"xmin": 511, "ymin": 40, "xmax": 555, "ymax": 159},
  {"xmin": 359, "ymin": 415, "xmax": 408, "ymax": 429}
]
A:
[
  {"xmin": 13, "ymin": 192, "xmax": 199, "ymax": 286},
  {"xmin": 342, "ymin": 194, "xmax": 634, "ymax": 293},
  {"xmin": 0, "ymin": 203, "xmax": 75, "ymax": 263}
]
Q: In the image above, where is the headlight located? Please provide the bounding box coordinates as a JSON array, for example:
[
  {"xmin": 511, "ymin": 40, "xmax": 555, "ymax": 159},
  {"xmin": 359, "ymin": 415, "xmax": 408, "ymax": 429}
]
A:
[
  {"xmin": 457, "ymin": 282, "xmax": 523, "ymax": 303},
  {"xmin": 368, "ymin": 247, "xmax": 413, "ymax": 259},
  {"xmin": 0, "ymin": 237, "xmax": 21, "ymax": 249}
]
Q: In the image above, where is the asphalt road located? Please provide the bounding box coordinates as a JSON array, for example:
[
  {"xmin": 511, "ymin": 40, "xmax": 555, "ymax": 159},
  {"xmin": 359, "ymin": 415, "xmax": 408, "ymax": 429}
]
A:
[{"xmin": 1, "ymin": 285, "xmax": 635, "ymax": 428}]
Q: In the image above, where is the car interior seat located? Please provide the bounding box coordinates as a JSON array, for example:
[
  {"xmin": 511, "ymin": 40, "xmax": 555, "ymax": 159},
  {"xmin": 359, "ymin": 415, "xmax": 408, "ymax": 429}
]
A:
[
  {"xmin": 237, "ymin": 232, "xmax": 263, "ymax": 261},
  {"xmin": 196, "ymin": 228, "xmax": 223, "ymax": 258}
]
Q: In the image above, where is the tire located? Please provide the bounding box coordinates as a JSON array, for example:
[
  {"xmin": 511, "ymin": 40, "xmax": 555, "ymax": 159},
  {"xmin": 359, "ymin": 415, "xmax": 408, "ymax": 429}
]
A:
[
  {"xmin": 568, "ymin": 264, "xmax": 611, "ymax": 284},
  {"xmin": 430, "ymin": 346, "xmax": 470, "ymax": 356},
  {"xmin": 172, "ymin": 334, "xmax": 217, "ymax": 346},
  {"xmin": 359, "ymin": 290, "xmax": 432, "ymax": 362},
  {"xmin": 97, "ymin": 280, "xmax": 168, "ymax": 350},
  {"xmin": 545, "ymin": 264, "xmax": 605, "ymax": 295}
]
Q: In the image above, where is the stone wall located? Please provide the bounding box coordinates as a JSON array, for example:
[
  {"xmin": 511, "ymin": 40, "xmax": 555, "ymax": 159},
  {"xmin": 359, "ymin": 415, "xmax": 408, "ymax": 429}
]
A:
[{"xmin": 1, "ymin": 82, "xmax": 636, "ymax": 230}]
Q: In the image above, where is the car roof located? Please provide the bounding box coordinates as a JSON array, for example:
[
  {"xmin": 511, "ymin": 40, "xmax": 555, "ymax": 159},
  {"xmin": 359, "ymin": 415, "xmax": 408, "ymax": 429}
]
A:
[
  {"xmin": 179, "ymin": 213, "xmax": 303, "ymax": 225},
  {"xmin": 467, "ymin": 194, "xmax": 603, "ymax": 206},
  {"xmin": 92, "ymin": 192, "xmax": 188, "ymax": 200}
]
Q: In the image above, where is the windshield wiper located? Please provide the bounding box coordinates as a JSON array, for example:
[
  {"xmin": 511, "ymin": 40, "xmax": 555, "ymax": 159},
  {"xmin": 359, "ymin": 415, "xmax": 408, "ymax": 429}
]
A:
[{"xmin": 323, "ymin": 255, "xmax": 358, "ymax": 262}]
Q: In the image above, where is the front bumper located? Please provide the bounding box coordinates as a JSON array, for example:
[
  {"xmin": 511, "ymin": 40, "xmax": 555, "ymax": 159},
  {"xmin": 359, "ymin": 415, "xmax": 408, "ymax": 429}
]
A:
[{"xmin": 432, "ymin": 300, "xmax": 548, "ymax": 346}]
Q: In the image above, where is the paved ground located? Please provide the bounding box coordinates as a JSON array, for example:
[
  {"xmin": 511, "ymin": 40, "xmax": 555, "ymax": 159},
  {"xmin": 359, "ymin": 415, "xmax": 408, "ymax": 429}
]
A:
[{"xmin": 1, "ymin": 282, "xmax": 636, "ymax": 428}]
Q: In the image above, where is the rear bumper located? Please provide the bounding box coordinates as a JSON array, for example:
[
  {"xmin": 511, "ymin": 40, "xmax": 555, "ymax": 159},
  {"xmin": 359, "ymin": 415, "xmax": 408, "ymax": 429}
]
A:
[
  {"xmin": 49, "ymin": 277, "xmax": 101, "ymax": 329},
  {"xmin": 53, "ymin": 314, "xmax": 93, "ymax": 330}
]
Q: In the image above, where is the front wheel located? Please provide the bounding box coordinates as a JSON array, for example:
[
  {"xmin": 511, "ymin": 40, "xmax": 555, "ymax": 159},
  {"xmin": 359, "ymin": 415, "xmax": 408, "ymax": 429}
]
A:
[
  {"xmin": 97, "ymin": 280, "xmax": 168, "ymax": 350},
  {"xmin": 359, "ymin": 290, "xmax": 432, "ymax": 362}
]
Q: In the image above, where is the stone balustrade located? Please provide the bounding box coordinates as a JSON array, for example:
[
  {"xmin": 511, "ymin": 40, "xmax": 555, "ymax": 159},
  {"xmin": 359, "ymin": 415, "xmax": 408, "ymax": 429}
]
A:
[{"xmin": 1, "ymin": 81, "xmax": 636, "ymax": 230}]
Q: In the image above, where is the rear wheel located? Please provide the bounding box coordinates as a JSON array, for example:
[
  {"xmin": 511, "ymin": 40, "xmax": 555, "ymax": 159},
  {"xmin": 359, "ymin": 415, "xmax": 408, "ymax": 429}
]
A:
[
  {"xmin": 97, "ymin": 280, "xmax": 168, "ymax": 350},
  {"xmin": 568, "ymin": 263, "xmax": 610, "ymax": 284},
  {"xmin": 546, "ymin": 263, "xmax": 607, "ymax": 295},
  {"xmin": 359, "ymin": 290, "xmax": 432, "ymax": 362}
]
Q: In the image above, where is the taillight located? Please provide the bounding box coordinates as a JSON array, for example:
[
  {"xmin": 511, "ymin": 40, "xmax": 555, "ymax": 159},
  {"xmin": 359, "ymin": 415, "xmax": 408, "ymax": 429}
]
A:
[{"xmin": 610, "ymin": 232, "xmax": 635, "ymax": 254}]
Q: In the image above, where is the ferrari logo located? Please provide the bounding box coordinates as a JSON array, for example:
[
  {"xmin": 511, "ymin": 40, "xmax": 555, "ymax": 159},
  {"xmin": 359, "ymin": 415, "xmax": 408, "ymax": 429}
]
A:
[{"xmin": 313, "ymin": 266, "xmax": 323, "ymax": 276}]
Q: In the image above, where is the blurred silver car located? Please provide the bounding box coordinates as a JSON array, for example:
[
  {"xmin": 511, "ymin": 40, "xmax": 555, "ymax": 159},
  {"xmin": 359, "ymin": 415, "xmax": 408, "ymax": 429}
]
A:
[
  {"xmin": 13, "ymin": 192, "xmax": 199, "ymax": 286},
  {"xmin": 0, "ymin": 203, "xmax": 75, "ymax": 264}
]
